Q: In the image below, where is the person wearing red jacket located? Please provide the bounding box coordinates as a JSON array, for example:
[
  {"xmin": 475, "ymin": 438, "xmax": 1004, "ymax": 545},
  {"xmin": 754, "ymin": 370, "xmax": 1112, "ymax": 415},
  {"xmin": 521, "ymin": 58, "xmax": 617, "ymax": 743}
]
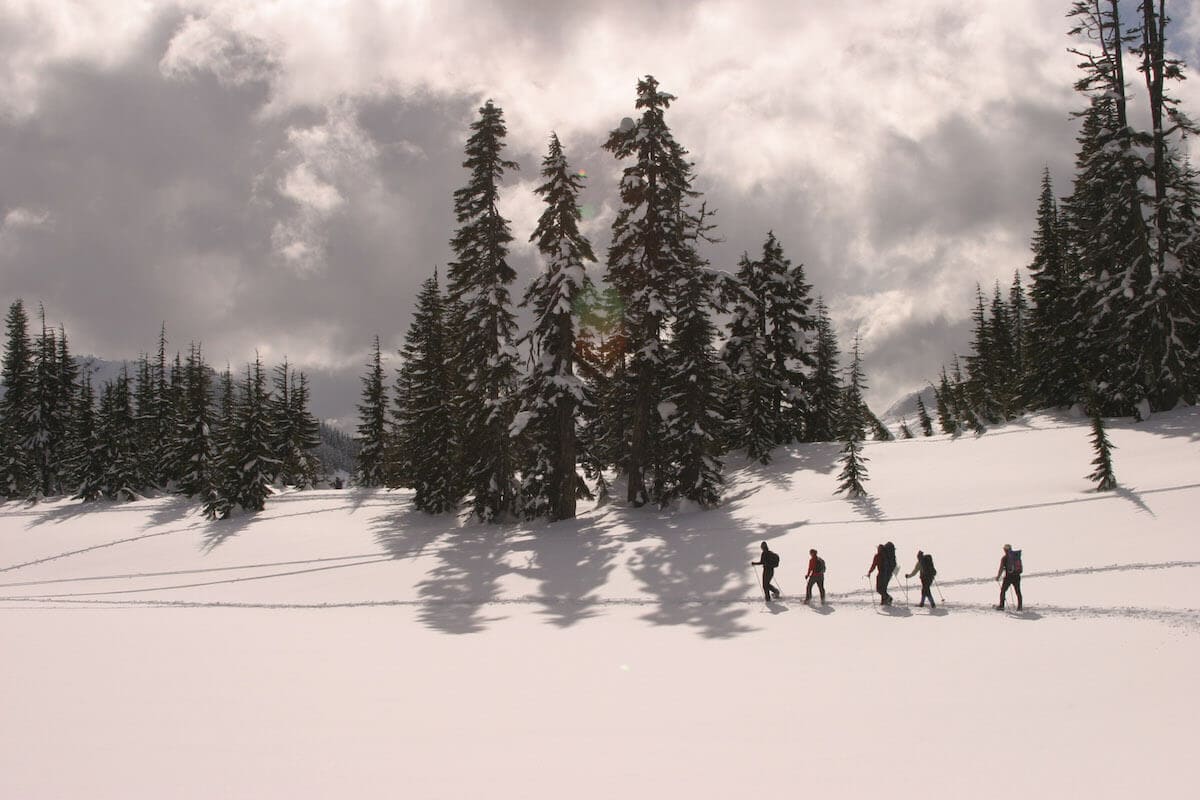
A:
[{"xmin": 804, "ymin": 549, "xmax": 826, "ymax": 604}]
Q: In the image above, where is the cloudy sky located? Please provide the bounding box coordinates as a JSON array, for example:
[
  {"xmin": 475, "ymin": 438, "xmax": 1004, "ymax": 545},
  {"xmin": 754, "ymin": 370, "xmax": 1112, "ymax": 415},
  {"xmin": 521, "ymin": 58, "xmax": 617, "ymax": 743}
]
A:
[{"xmin": 2, "ymin": 0, "xmax": 1198, "ymax": 427}]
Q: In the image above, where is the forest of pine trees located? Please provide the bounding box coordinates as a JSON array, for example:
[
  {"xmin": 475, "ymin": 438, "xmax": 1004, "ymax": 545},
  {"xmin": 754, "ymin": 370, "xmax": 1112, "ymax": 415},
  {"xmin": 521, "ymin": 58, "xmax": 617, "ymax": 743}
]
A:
[
  {"xmin": 0, "ymin": 300, "xmax": 325, "ymax": 514},
  {"xmin": 357, "ymin": 78, "xmax": 876, "ymax": 522},
  {"xmin": 6, "ymin": 4, "xmax": 1189, "ymax": 524},
  {"xmin": 935, "ymin": 0, "xmax": 1199, "ymax": 432}
]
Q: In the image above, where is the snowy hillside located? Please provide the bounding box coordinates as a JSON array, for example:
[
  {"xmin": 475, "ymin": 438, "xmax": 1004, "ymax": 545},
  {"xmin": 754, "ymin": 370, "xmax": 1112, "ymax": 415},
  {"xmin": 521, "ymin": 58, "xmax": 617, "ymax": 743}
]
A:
[{"xmin": 2, "ymin": 408, "xmax": 1197, "ymax": 799}]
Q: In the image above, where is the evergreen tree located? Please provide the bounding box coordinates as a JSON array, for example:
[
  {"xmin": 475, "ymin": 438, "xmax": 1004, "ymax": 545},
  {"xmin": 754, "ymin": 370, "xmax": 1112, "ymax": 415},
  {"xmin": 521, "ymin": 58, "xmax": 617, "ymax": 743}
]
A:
[
  {"xmin": 204, "ymin": 368, "xmax": 237, "ymax": 519},
  {"xmin": 575, "ymin": 285, "xmax": 626, "ymax": 504},
  {"xmin": 723, "ymin": 252, "xmax": 775, "ymax": 462},
  {"xmin": 834, "ymin": 338, "xmax": 869, "ymax": 498},
  {"xmin": 1087, "ymin": 402, "xmax": 1118, "ymax": 491},
  {"xmin": 866, "ymin": 405, "xmax": 893, "ymax": 442},
  {"xmin": 27, "ymin": 310, "xmax": 64, "ymax": 498},
  {"xmin": 513, "ymin": 134, "xmax": 595, "ymax": 520},
  {"xmin": 98, "ymin": 369, "xmax": 141, "ymax": 501},
  {"xmin": 132, "ymin": 353, "xmax": 160, "ymax": 491},
  {"xmin": 0, "ymin": 300, "xmax": 34, "ymax": 498},
  {"xmin": 805, "ymin": 298, "xmax": 841, "ymax": 443},
  {"xmin": 1026, "ymin": 167, "xmax": 1080, "ymax": 408},
  {"xmin": 284, "ymin": 371, "xmax": 322, "ymax": 488},
  {"xmin": 898, "ymin": 419, "xmax": 914, "ymax": 439},
  {"xmin": 225, "ymin": 357, "xmax": 278, "ymax": 513},
  {"xmin": 604, "ymin": 76, "xmax": 707, "ymax": 505},
  {"xmin": 354, "ymin": 336, "xmax": 388, "ymax": 487},
  {"xmin": 446, "ymin": 100, "xmax": 520, "ymax": 521},
  {"xmin": 174, "ymin": 344, "xmax": 219, "ymax": 504},
  {"xmin": 988, "ymin": 283, "xmax": 1018, "ymax": 418},
  {"xmin": 67, "ymin": 372, "xmax": 98, "ymax": 498},
  {"xmin": 269, "ymin": 359, "xmax": 294, "ymax": 485},
  {"xmin": 934, "ymin": 369, "xmax": 958, "ymax": 435},
  {"xmin": 395, "ymin": 273, "xmax": 460, "ymax": 514},
  {"xmin": 915, "ymin": 393, "xmax": 935, "ymax": 437},
  {"xmin": 1008, "ymin": 271, "xmax": 1030, "ymax": 394},
  {"xmin": 660, "ymin": 207, "xmax": 725, "ymax": 507},
  {"xmin": 759, "ymin": 232, "xmax": 815, "ymax": 442}
]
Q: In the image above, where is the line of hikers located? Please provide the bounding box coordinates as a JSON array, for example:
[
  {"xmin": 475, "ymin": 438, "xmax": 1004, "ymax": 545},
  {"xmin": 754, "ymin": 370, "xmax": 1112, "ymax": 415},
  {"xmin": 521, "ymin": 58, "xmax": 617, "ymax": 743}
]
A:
[{"xmin": 750, "ymin": 541, "xmax": 1024, "ymax": 611}]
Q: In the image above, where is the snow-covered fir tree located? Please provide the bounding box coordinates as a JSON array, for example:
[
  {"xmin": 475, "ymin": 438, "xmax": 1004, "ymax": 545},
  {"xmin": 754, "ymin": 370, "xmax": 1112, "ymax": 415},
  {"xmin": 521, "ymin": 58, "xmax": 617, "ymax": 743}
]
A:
[
  {"xmin": 66, "ymin": 372, "xmax": 97, "ymax": 497},
  {"xmin": 394, "ymin": 272, "xmax": 460, "ymax": 514},
  {"xmin": 0, "ymin": 300, "xmax": 35, "ymax": 498},
  {"xmin": 603, "ymin": 75, "xmax": 707, "ymax": 505},
  {"xmin": 758, "ymin": 232, "xmax": 815, "ymax": 443},
  {"xmin": 660, "ymin": 206, "xmax": 726, "ymax": 507},
  {"xmin": 805, "ymin": 297, "xmax": 841, "ymax": 443},
  {"xmin": 834, "ymin": 338, "xmax": 869, "ymax": 498},
  {"xmin": 27, "ymin": 310, "xmax": 66, "ymax": 498},
  {"xmin": 203, "ymin": 368, "xmax": 237, "ymax": 519},
  {"xmin": 173, "ymin": 344, "xmax": 219, "ymax": 505},
  {"xmin": 224, "ymin": 357, "xmax": 278, "ymax": 513},
  {"xmin": 446, "ymin": 100, "xmax": 520, "ymax": 521},
  {"xmin": 280, "ymin": 369, "xmax": 321, "ymax": 488},
  {"xmin": 723, "ymin": 252, "xmax": 776, "ymax": 462},
  {"xmin": 1024, "ymin": 167, "xmax": 1079, "ymax": 408},
  {"xmin": 354, "ymin": 336, "xmax": 388, "ymax": 487},
  {"xmin": 512, "ymin": 133, "xmax": 595, "ymax": 521},
  {"xmin": 575, "ymin": 284, "xmax": 626, "ymax": 505},
  {"xmin": 915, "ymin": 394, "xmax": 934, "ymax": 437}
]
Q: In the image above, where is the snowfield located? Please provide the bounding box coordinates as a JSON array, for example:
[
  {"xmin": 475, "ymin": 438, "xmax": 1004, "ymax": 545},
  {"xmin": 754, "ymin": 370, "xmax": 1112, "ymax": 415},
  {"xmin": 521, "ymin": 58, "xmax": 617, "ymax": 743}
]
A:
[{"xmin": 2, "ymin": 408, "xmax": 1197, "ymax": 799}]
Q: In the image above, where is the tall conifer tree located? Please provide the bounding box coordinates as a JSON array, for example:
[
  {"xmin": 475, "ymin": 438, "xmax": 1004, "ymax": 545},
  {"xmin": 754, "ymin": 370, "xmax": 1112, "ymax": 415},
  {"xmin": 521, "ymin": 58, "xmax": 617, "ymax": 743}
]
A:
[
  {"xmin": 514, "ymin": 134, "xmax": 595, "ymax": 520},
  {"xmin": 447, "ymin": 100, "xmax": 520, "ymax": 521}
]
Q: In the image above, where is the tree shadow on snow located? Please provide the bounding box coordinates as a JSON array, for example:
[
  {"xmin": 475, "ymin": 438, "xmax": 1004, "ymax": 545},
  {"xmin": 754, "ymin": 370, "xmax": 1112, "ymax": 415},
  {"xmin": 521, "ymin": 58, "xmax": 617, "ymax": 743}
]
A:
[
  {"xmin": 507, "ymin": 510, "xmax": 623, "ymax": 628},
  {"xmin": 415, "ymin": 524, "xmax": 510, "ymax": 634},
  {"xmin": 625, "ymin": 506, "xmax": 796, "ymax": 639}
]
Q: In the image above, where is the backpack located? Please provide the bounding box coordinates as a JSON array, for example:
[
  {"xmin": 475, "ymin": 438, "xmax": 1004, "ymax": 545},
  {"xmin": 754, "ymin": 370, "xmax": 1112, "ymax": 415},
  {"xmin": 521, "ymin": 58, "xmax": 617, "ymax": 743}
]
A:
[
  {"xmin": 922, "ymin": 553, "xmax": 936, "ymax": 579},
  {"xmin": 882, "ymin": 542, "xmax": 897, "ymax": 573},
  {"xmin": 764, "ymin": 551, "xmax": 780, "ymax": 569},
  {"xmin": 1007, "ymin": 549, "xmax": 1023, "ymax": 575},
  {"xmin": 815, "ymin": 557, "xmax": 826, "ymax": 575}
]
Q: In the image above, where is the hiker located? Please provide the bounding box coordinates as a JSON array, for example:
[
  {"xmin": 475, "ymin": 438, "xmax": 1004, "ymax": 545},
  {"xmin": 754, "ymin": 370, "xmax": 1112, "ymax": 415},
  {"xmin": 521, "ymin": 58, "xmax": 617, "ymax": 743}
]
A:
[
  {"xmin": 995, "ymin": 544, "xmax": 1023, "ymax": 610},
  {"xmin": 905, "ymin": 550, "xmax": 936, "ymax": 609},
  {"xmin": 750, "ymin": 541, "xmax": 782, "ymax": 602},
  {"xmin": 804, "ymin": 548, "xmax": 826, "ymax": 605},
  {"xmin": 868, "ymin": 542, "xmax": 896, "ymax": 605}
]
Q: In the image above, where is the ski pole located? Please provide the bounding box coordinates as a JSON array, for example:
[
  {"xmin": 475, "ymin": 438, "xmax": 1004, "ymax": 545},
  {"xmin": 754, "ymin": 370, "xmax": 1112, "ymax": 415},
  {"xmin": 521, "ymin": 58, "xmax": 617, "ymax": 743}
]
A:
[
  {"xmin": 902, "ymin": 574, "xmax": 910, "ymax": 606},
  {"xmin": 866, "ymin": 574, "xmax": 877, "ymax": 606},
  {"xmin": 935, "ymin": 581, "xmax": 945, "ymax": 604},
  {"xmin": 752, "ymin": 563, "xmax": 761, "ymax": 599}
]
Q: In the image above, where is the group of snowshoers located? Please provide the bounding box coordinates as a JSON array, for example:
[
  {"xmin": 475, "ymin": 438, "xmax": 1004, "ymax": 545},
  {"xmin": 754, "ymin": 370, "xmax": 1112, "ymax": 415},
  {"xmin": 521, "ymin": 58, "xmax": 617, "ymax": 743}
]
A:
[{"xmin": 750, "ymin": 541, "xmax": 1024, "ymax": 611}]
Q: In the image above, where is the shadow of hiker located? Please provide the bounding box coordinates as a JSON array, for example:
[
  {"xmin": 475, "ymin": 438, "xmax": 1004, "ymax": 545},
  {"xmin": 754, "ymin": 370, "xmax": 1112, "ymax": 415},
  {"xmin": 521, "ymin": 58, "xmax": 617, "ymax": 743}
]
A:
[
  {"xmin": 1004, "ymin": 609, "xmax": 1043, "ymax": 621},
  {"xmin": 764, "ymin": 600, "xmax": 789, "ymax": 614},
  {"xmin": 877, "ymin": 604, "xmax": 913, "ymax": 618},
  {"xmin": 806, "ymin": 602, "xmax": 835, "ymax": 616}
]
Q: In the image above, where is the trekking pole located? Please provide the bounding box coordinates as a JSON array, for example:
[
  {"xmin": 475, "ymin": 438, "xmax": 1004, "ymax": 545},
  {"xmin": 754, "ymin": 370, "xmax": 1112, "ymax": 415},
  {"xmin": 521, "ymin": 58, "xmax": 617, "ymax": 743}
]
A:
[
  {"xmin": 902, "ymin": 574, "xmax": 910, "ymax": 606},
  {"xmin": 752, "ymin": 563, "xmax": 761, "ymax": 599},
  {"xmin": 866, "ymin": 574, "xmax": 877, "ymax": 606},
  {"xmin": 935, "ymin": 580, "xmax": 945, "ymax": 604}
]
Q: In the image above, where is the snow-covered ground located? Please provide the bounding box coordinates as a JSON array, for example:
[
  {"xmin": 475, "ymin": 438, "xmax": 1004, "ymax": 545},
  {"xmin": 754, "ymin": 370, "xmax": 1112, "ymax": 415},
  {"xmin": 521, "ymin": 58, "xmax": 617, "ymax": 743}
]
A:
[{"xmin": 2, "ymin": 408, "xmax": 1197, "ymax": 799}]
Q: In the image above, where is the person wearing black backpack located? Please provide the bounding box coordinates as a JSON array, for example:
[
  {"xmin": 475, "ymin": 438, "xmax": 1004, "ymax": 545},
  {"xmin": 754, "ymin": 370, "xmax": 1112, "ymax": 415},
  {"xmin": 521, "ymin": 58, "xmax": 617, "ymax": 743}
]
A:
[
  {"xmin": 995, "ymin": 544, "xmax": 1023, "ymax": 610},
  {"xmin": 751, "ymin": 542, "xmax": 782, "ymax": 602},
  {"xmin": 905, "ymin": 550, "xmax": 936, "ymax": 609},
  {"xmin": 804, "ymin": 548, "xmax": 826, "ymax": 605},
  {"xmin": 868, "ymin": 542, "xmax": 897, "ymax": 605}
]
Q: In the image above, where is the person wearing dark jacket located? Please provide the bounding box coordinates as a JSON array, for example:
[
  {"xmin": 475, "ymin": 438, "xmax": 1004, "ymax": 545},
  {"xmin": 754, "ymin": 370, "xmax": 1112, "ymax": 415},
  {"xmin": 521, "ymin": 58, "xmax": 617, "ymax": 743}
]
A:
[
  {"xmin": 905, "ymin": 550, "xmax": 936, "ymax": 609},
  {"xmin": 751, "ymin": 541, "xmax": 782, "ymax": 602},
  {"xmin": 867, "ymin": 543, "xmax": 896, "ymax": 605},
  {"xmin": 804, "ymin": 549, "xmax": 826, "ymax": 605},
  {"xmin": 995, "ymin": 543, "xmax": 1023, "ymax": 610}
]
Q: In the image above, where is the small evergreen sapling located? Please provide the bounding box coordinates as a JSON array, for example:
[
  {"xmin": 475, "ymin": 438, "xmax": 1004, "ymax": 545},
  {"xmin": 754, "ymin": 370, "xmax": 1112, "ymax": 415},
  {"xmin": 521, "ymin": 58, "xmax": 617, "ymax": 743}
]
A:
[
  {"xmin": 1087, "ymin": 404, "xmax": 1117, "ymax": 491},
  {"xmin": 835, "ymin": 339, "xmax": 869, "ymax": 498}
]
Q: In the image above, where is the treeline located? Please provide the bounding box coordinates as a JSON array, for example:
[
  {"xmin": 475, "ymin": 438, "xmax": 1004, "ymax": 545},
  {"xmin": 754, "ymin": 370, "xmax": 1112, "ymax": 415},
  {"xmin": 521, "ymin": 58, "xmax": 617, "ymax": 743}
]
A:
[
  {"xmin": 357, "ymin": 77, "xmax": 887, "ymax": 521},
  {"xmin": 0, "ymin": 301, "xmax": 323, "ymax": 516},
  {"xmin": 931, "ymin": 0, "xmax": 1199, "ymax": 436}
]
